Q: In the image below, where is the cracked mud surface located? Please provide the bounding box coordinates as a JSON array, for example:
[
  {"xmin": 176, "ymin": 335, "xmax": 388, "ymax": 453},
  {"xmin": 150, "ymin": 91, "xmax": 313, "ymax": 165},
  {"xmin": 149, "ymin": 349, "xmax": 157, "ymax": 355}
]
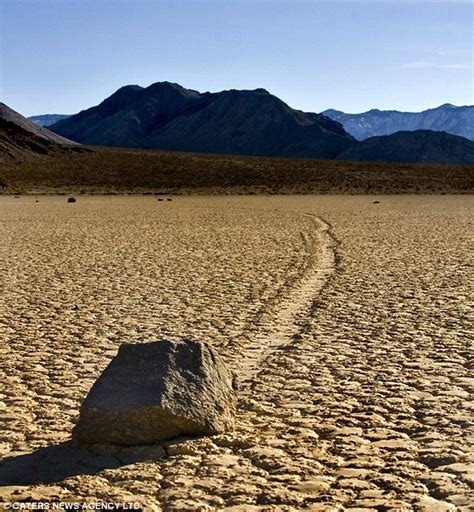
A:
[{"xmin": 0, "ymin": 195, "xmax": 472, "ymax": 511}]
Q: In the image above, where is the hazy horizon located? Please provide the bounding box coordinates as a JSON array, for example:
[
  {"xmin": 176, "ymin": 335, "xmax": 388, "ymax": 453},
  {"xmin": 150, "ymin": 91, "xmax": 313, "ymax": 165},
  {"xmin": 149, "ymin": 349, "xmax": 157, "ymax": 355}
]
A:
[{"xmin": 1, "ymin": 0, "xmax": 473, "ymax": 117}]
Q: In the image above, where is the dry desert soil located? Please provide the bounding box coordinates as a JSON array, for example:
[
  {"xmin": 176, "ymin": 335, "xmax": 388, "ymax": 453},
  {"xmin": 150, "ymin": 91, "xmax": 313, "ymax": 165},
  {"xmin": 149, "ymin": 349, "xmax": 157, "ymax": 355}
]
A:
[{"xmin": 0, "ymin": 195, "xmax": 472, "ymax": 511}]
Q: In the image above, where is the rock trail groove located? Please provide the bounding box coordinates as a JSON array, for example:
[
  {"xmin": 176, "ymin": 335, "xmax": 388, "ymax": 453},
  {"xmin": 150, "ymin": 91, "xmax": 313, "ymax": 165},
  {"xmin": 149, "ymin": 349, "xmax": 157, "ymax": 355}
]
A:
[{"xmin": 237, "ymin": 215, "xmax": 335, "ymax": 383}]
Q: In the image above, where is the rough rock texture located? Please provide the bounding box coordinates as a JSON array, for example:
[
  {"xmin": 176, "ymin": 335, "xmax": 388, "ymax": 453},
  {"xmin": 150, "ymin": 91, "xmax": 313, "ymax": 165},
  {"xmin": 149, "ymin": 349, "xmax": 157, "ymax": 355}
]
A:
[{"xmin": 73, "ymin": 340, "xmax": 236, "ymax": 445}]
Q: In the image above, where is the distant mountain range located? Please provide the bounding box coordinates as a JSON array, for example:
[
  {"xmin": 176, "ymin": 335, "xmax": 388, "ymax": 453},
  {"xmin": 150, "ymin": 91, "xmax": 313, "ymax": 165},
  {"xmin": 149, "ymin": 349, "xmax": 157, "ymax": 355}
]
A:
[
  {"xmin": 339, "ymin": 130, "xmax": 474, "ymax": 165},
  {"xmin": 32, "ymin": 103, "xmax": 474, "ymax": 144},
  {"xmin": 323, "ymin": 104, "xmax": 474, "ymax": 141},
  {"xmin": 29, "ymin": 114, "xmax": 71, "ymax": 127},
  {"xmin": 0, "ymin": 103, "xmax": 83, "ymax": 160},
  {"xmin": 49, "ymin": 82, "xmax": 355, "ymax": 159},
  {"xmin": 5, "ymin": 84, "xmax": 474, "ymax": 165}
]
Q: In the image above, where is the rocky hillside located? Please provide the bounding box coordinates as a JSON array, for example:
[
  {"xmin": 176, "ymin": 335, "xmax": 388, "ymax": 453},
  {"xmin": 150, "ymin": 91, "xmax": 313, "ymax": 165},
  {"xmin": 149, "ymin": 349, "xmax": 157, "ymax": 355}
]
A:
[
  {"xmin": 323, "ymin": 104, "xmax": 474, "ymax": 141},
  {"xmin": 0, "ymin": 103, "xmax": 85, "ymax": 161},
  {"xmin": 50, "ymin": 82, "xmax": 355, "ymax": 158}
]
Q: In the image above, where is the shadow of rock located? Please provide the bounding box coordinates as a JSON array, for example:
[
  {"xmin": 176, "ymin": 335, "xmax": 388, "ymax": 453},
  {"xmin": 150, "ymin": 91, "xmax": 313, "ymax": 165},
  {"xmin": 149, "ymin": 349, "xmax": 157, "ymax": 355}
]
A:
[{"xmin": 0, "ymin": 441, "xmax": 167, "ymax": 486}]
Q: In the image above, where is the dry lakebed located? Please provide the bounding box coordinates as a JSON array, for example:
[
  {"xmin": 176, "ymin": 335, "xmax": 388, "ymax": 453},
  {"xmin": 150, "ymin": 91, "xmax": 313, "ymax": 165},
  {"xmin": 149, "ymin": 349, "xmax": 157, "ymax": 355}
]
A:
[{"xmin": 0, "ymin": 194, "xmax": 472, "ymax": 511}]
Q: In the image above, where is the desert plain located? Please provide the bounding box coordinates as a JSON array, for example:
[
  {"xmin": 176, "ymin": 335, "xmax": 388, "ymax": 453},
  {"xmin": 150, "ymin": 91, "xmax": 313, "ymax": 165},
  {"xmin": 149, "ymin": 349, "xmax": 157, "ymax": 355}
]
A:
[{"xmin": 0, "ymin": 194, "xmax": 472, "ymax": 511}]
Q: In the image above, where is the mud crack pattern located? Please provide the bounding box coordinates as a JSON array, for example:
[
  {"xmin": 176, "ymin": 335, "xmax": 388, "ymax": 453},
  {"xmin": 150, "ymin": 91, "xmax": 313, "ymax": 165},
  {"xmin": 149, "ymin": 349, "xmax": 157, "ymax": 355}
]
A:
[{"xmin": 0, "ymin": 195, "xmax": 472, "ymax": 511}]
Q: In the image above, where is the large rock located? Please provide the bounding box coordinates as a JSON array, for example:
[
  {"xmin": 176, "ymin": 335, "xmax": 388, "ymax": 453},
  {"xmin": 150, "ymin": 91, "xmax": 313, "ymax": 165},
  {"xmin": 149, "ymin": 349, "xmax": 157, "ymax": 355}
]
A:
[{"xmin": 73, "ymin": 340, "xmax": 237, "ymax": 445}]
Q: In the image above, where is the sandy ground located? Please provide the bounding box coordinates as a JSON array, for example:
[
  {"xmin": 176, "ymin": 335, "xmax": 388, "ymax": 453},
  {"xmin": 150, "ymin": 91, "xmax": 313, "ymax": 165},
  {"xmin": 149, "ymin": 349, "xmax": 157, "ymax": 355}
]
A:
[{"xmin": 0, "ymin": 195, "xmax": 472, "ymax": 511}]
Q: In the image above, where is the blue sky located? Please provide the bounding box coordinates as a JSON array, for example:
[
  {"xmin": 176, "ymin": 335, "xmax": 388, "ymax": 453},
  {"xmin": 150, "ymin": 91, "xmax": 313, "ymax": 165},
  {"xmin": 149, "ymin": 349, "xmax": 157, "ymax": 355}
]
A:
[{"xmin": 1, "ymin": 0, "xmax": 472, "ymax": 116}]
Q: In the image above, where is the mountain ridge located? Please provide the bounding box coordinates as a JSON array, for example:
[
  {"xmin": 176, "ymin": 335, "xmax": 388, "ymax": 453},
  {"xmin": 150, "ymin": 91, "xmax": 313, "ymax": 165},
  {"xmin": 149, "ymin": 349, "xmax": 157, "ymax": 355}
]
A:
[
  {"xmin": 22, "ymin": 83, "xmax": 474, "ymax": 165},
  {"xmin": 323, "ymin": 104, "xmax": 474, "ymax": 141},
  {"xmin": 338, "ymin": 130, "xmax": 474, "ymax": 165},
  {"xmin": 29, "ymin": 114, "xmax": 71, "ymax": 127},
  {"xmin": 50, "ymin": 82, "xmax": 355, "ymax": 158}
]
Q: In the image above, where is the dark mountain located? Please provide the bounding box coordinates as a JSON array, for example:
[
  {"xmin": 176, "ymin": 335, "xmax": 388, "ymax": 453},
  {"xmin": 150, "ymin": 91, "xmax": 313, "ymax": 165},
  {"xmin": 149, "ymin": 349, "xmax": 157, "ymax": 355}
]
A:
[
  {"xmin": 323, "ymin": 104, "xmax": 474, "ymax": 141},
  {"xmin": 48, "ymin": 84, "xmax": 474, "ymax": 164},
  {"xmin": 338, "ymin": 130, "xmax": 474, "ymax": 165},
  {"xmin": 0, "ymin": 102, "xmax": 85, "ymax": 161},
  {"xmin": 29, "ymin": 114, "xmax": 71, "ymax": 127},
  {"xmin": 51, "ymin": 82, "xmax": 355, "ymax": 158}
]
